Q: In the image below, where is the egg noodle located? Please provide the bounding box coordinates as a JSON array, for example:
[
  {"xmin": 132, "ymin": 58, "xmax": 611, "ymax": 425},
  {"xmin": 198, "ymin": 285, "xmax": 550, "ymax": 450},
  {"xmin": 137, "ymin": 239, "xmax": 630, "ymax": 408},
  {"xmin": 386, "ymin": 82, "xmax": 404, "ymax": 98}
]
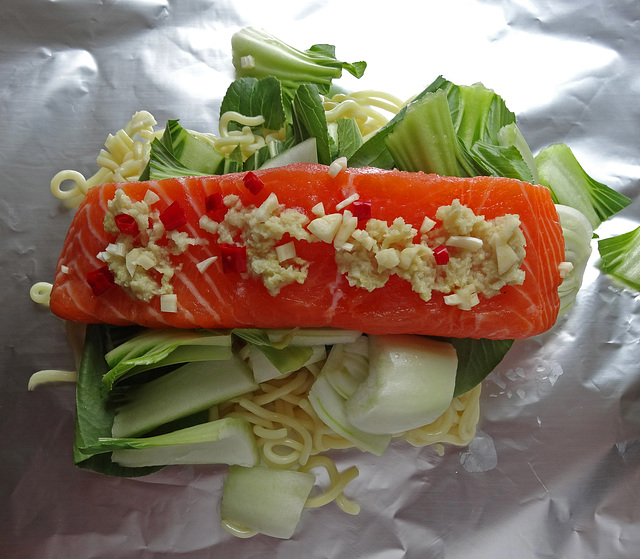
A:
[
  {"xmin": 218, "ymin": 364, "xmax": 482, "ymax": 516},
  {"xmin": 50, "ymin": 110, "xmax": 159, "ymax": 207},
  {"xmin": 48, "ymin": 90, "xmax": 406, "ymax": 207}
]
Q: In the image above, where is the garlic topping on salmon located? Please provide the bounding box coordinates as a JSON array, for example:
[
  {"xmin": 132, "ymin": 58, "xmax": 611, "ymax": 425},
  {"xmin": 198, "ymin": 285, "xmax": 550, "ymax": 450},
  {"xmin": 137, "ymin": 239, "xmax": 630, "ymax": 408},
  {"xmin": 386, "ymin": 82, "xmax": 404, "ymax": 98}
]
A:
[
  {"xmin": 98, "ymin": 184, "xmax": 526, "ymax": 313},
  {"xmin": 49, "ymin": 165, "xmax": 564, "ymax": 339}
]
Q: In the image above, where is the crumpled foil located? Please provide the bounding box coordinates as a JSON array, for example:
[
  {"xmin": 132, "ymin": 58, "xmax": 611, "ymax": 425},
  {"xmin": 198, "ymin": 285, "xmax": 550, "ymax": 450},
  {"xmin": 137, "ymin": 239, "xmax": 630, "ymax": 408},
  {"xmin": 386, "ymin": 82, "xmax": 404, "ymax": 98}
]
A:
[{"xmin": 2, "ymin": 1, "xmax": 639, "ymax": 557}]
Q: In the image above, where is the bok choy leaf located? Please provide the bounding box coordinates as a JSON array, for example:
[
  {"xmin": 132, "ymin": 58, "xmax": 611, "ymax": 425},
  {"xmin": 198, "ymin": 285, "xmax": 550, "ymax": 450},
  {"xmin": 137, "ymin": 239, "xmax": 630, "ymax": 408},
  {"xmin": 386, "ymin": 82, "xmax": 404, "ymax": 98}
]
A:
[{"xmin": 73, "ymin": 324, "xmax": 162, "ymax": 476}]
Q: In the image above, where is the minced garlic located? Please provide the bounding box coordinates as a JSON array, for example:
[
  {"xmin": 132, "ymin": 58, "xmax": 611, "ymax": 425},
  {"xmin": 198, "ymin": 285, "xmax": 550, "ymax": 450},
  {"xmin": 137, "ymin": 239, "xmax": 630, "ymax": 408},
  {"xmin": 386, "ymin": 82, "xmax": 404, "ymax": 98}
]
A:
[
  {"xmin": 99, "ymin": 189, "xmax": 202, "ymax": 304},
  {"xmin": 211, "ymin": 193, "xmax": 312, "ymax": 295},
  {"xmin": 334, "ymin": 199, "xmax": 526, "ymax": 309},
  {"xmin": 98, "ymin": 186, "xmax": 527, "ymax": 312}
]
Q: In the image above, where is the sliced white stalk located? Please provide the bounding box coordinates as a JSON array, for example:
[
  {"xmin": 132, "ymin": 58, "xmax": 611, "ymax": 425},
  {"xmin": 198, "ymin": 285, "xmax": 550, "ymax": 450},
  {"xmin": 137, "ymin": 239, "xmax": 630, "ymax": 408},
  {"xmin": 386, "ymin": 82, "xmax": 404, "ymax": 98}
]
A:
[
  {"xmin": 420, "ymin": 216, "xmax": 437, "ymax": 233},
  {"xmin": 110, "ymin": 417, "xmax": 259, "ymax": 468},
  {"xmin": 308, "ymin": 372, "xmax": 391, "ymax": 455},
  {"xmin": 259, "ymin": 137, "xmax": 318, "ymax": 169},
  {"xmin": 555, "ymin": 204, "xmax": 593, "ymax": 315},
  {"xmin": 248, "ymin": 344, "xmax": 326, "ymax": 384},
  {"xmin": 112, "ymin": 356, "xmax": 258, "ymax": 438},
  {"xmin": 275, "ymin": 241, "xmax": 296, "ymax": 262},
  {"xmin": 335, "ymin": 192, "xmax": 359, "ymax": 211},
  {"xmin": 334, "ymin": 210, "xmax": 358, "ymax": 248},
  {"xmin": 160, "ymin": 294, "xmax": 178, "ymax": 313},
  {"xmin": 28, "ymin": 369, "xmax": 78, "ymax": 390},
  {"xmin": 446, "ymin": 236, "xmax": 483, "ymax": 251},
  {"xmin": 220, "ymin": 465, "xmax": 315, "ymax": 539},
  {"xmin": 266, "ymin": 328, "xmax": 362, "ymax": 346},
  {"xmin": 344, "ymin": 335, "xmax": 458, "ymax": 435},
  {"xmin": 311, "ymin": 202, "xmax": 325, "ymax": 217},
  {"xmin": 307, "ymin": 213, "xmax": 342, "ymax": 243},
  {"xmin": 322, "ymin": 336, "xmax": 369, "ymax": 399}
]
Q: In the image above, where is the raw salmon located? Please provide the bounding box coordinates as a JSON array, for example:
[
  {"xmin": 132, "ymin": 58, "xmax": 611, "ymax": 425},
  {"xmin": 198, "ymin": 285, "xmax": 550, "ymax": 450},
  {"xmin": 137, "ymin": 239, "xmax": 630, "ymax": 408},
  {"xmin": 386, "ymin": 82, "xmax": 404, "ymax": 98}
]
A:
[{"xmin": 49, "ymin": 164, "xmax": 565, "ymax": 339}]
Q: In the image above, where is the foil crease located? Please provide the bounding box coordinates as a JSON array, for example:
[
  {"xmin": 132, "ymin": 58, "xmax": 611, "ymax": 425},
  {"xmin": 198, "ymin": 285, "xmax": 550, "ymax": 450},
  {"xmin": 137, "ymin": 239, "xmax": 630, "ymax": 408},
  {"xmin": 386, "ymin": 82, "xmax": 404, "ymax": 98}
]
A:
[{"xmin": 2, "ymin": 1, "xmax": 639, "ymax": 557}]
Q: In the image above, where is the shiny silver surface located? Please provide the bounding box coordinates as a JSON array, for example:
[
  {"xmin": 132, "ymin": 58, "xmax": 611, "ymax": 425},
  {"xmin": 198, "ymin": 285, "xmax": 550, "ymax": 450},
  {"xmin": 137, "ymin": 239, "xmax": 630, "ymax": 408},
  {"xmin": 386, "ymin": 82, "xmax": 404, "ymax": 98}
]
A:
[{"xmin": 2, "ymin": 1, "xmax": 639, "ymax": 557}]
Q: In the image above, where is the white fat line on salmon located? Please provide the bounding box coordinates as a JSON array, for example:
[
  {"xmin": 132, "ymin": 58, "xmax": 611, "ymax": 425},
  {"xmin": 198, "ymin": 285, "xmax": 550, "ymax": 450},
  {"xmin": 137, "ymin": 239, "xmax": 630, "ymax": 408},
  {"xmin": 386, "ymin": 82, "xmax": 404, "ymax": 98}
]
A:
[
  {"xmin": 148, "ymin": 187, "xmax": 221, "ymax": 319},
  {"xmin": 57, "ymin": 281, "xmax": 132, "ymax": 323},
  {"xmin": 68, "ymin": 208, "xmax": 107, "ymax": 269},
  {"xmin": 84, "ymin": 207, "xmax": 111, "ymax": 255},
  {"xmin": 57, "ymin": 219, "xmax": 83, "ymax": 266},
  {"xmin": 325, "ymin": 267, "xmax": 347, "ymax": 321},
  {"xmin": 174, "ymin": 255, "xmax": 224, "ymax": 323},
  {"xmin": 141, "ymin": 299, "xmax": 173, "ymax": 325},
  {"xmin": 159, "ymin": 279, "xmax": 198, "ymax": 323}
]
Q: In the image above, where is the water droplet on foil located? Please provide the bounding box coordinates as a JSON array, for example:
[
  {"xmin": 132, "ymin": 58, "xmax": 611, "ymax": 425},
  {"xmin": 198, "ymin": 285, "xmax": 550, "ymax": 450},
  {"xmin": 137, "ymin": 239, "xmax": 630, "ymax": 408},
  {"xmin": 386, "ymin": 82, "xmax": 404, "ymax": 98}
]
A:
[{"xmin": 460, "ymin": 430, "xmax": 498, "ymax": 473}]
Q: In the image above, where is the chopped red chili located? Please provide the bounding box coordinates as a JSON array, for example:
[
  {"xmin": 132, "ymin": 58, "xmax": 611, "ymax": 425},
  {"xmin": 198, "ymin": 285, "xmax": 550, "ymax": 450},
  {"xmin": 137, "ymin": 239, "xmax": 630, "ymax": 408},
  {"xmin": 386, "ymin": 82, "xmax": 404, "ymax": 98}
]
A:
[
  {"xmin": 219, "ymin": 243, "xmax": 247, "ymax": 273},
  {"xmin": 205, "ymin": 192, "xmax": 225, "ymax": 213},
  {"xmin": 159, "ymin": 201, "xmax": 187, "ymax": 230},
  {"xmin": 114, "ymin": 213, "xmax": 139, "ymax": 236},
  {"xmin": 242, "ymin": 171, "xmax": 264, "ymax": 195},
  {"xmin": 352, "ymin": 200, "xmax": 371, "ymax": 221},
  {"xmin": 87, "ymin": 265, "xmax": 115, "ymax": 296},
  {"xmin": 433, "ymin": 245, "xmax": 450, "ymax": 265}
]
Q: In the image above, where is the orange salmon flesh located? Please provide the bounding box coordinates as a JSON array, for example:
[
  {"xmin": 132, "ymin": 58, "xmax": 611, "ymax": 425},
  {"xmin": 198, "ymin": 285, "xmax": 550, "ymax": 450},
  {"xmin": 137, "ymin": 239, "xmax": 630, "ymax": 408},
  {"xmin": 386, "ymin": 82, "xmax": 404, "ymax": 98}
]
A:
[{"xmin": 49, "ymin": 164, "xmax": 565, "ymax": 340}]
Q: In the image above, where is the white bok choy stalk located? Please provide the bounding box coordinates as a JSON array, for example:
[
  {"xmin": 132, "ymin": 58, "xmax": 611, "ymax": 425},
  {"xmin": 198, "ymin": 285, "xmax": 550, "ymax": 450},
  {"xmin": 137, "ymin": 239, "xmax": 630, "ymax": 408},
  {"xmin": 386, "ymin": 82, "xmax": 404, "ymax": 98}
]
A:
[
  {"xmin": 344, "ymin": 335, "xmax": 458, "ymax": 435},
  {"xmin": 99, "ymin": 417, "xmax": 259, "ymax": 468}
]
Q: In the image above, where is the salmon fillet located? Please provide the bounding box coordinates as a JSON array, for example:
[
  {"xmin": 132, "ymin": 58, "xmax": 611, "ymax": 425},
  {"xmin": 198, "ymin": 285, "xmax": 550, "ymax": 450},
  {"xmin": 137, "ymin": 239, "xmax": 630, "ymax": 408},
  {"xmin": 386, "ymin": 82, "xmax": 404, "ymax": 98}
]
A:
[{"xmin": 49, "ymin": 164, "xmax": 565, "ymax": 339}]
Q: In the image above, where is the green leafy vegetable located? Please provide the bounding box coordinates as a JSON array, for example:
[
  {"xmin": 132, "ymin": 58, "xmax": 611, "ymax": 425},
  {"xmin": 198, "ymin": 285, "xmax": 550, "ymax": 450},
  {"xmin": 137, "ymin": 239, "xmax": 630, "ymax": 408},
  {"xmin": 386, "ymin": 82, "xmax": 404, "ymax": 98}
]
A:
[
  {"xmin": 330, "ymin": 117, "xmax": 363, "ymax": 160},
  {"xmin": 291, "ymin": 83, "xmax": 333, "ymax": 165},
  {"xmin": 598, "ymin": 226, "xmax": 640, "ymax": 290},
  {"xmin": 219, "ymin": 76, "xmax": 287, "ymax": 131},
  {"xmin": 232, "ymin": 328, "xmax": 314, "ymax": 376},
  {"xmin": 111, "ymin": 356, "xmax": 258, "ymax": 438},
  {"xmin": 102, "ymin": 328, "xmax": 232, "ymax": 392},
  {"xmin": 221, "ymin": 465, "xmax": 316, "ymax": 539},
  {"xmin": 101, "ymin": 417, "xmax": 259, "ymax": 469},
  {"xmin": 448, "ymin": 338, "xmax": 515, "ymax": 397},
  {"xmin": 386, "ymin": 88, "xmax": 467, "ymax": 176},
  {"xmin": 73, "ymin": 324, "xmax": 161, "ymax": 476},
  {"xmin": 140, "ymin": 120, "xmax": 224, "ymax": 181},
  {"xmin": 231, "ymin": 27, "xmax": 366, "ymax": 99},
  {"xmin": 383, "ymin": 80, "xmax": 534, "ymax": 182},
  {"xmin": 536, "ymin": 143, "xmax": 631, "ymax": 230},
  {"xmin": 497, "ymin": 122, "xmax": 539, "ymax": 183},
  {"xmin": 348, "ymin": 75, "xmax": 451, "ymax": 169},
  {"xmin": 161, "ymin": 119, "xmax": 225, "ymax": 174}
]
